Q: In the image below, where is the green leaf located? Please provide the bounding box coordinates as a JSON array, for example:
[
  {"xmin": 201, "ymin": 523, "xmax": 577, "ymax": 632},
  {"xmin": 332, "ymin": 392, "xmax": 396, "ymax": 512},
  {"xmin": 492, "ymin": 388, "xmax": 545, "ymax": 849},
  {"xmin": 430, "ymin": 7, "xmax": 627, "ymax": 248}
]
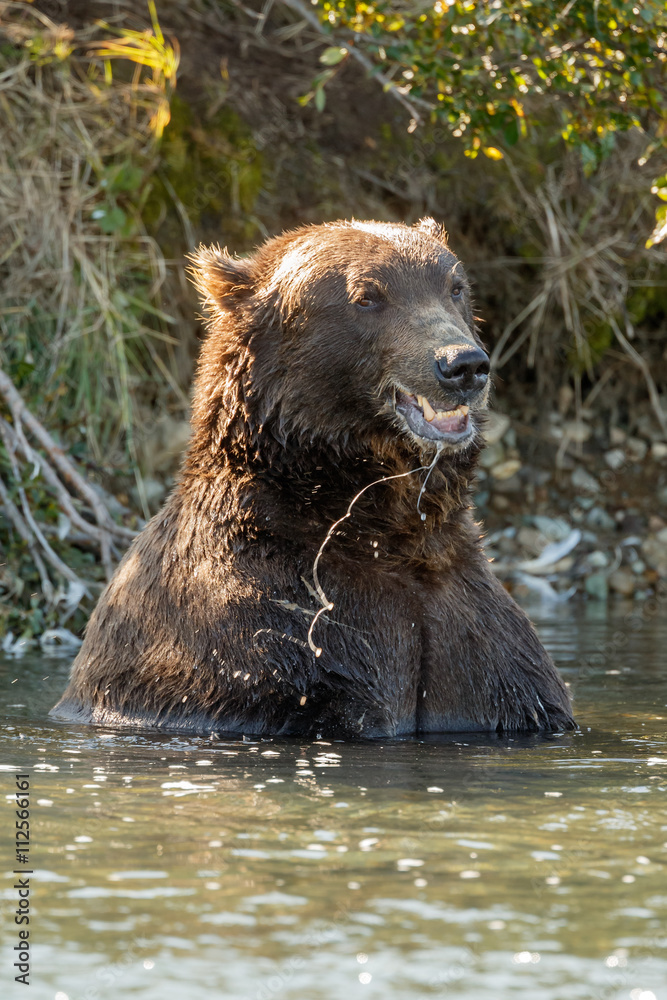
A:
[
  {"xmin": 503, "ymin": 119, "xmax": 519, "ymax": 146},
  {"xmin": 104, "ymin": 161, "xmax": 145, "ymax": 193},
  {"xmin": 653, "ymin": 186, "xmax": 667, "ymax": 202},
  {"xmin": 93, "ymin": 205, "xmax": 127, "ymax": 234},
  {"xmin": 320, "ymin": 46, "xmax": 347, "ymax": 66},
  {"xmin": 580, "ymin": 143, "xmax": 598, "ymax": 177},
  {"xmin": 314, "ymin": 85, "xmax": 326, "ymax": 112},
  {"xmin": 646, "ymin": 204, "xmax": 667, "ymax": 248}
]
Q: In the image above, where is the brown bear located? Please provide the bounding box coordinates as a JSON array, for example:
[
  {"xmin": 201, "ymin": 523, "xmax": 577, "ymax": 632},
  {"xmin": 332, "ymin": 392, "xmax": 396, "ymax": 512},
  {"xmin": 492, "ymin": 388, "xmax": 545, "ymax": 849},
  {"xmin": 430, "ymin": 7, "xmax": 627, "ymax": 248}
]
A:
[{"xmin": 51, "ymin": 219, "xmax": 575, "ymax": 737}]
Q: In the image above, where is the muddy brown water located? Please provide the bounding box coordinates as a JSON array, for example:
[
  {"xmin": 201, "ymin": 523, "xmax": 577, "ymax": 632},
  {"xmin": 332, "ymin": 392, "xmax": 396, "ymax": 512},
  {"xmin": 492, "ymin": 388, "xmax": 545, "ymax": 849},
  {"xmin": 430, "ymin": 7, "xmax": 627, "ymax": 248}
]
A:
[{"xmin": 1, "ymin": 600, "xmax": 666, "ymax": 1000}]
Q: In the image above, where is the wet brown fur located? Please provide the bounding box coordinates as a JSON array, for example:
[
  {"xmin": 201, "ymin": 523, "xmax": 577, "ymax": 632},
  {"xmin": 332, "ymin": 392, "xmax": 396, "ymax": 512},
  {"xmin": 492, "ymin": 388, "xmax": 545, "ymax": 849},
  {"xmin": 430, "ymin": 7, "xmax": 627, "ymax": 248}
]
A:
[{"xmin": 51, "ymin": 220, "xmax": 575, "ymax": 737}]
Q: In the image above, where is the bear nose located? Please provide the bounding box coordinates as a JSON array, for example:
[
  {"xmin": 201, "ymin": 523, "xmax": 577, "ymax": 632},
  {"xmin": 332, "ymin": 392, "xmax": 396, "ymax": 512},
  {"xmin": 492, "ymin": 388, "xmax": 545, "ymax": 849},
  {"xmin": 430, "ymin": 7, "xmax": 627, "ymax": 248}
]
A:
[{"xmin": 434, "ymin": 345, "xmax": 490, "ymax": 399}]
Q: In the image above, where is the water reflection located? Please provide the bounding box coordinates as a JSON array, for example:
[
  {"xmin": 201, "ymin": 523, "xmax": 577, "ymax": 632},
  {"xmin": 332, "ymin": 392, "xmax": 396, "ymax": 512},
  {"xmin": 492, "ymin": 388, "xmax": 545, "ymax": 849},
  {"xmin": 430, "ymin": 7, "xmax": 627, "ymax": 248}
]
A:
[{"xmin": 1, "ymin": 601, "xmax": 666, "ymax": 1000}]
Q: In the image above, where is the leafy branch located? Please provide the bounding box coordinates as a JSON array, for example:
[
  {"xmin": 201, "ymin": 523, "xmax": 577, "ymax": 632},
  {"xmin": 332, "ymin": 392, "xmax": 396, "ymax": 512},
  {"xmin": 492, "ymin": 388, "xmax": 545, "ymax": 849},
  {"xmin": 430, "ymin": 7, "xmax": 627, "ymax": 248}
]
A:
[{"xmin": 280, "ymin": 0, "xmax": 667, "ymax": 243}]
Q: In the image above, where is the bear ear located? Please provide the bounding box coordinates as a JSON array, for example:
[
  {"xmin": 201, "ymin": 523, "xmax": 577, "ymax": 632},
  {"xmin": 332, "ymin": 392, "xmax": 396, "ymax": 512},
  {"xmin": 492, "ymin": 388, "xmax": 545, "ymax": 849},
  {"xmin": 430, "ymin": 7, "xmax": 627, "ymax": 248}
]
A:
[
  {"xmin": 187, "ymin": 245, "xmax": 255, "ymax": 306},
  {"xmin": 414, "ymin": 217, "xmax": 448, "ymax": 245}
]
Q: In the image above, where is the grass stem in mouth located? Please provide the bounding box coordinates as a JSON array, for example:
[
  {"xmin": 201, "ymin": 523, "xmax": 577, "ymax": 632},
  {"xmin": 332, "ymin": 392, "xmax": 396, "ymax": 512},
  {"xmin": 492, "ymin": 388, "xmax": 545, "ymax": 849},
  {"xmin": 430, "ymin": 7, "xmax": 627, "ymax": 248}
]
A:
[
  {"xmin": 307, "ymin": 453, "xmax": 443, "ymax": 655},
  {"xmin": 417, "ymin": 442, "xmax": 445, "ymax": 520}
]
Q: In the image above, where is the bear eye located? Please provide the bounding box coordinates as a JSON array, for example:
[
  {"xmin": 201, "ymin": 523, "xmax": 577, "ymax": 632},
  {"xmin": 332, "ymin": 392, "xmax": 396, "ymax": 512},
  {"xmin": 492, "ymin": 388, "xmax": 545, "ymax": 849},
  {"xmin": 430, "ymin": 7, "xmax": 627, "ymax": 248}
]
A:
[
  {"xmin": 451, "ymin": 283, "xmax": 464, "ymax": 300},
  {"xmin": 355, "ymin": 292, "xmax": 377, "ymax": 308}
]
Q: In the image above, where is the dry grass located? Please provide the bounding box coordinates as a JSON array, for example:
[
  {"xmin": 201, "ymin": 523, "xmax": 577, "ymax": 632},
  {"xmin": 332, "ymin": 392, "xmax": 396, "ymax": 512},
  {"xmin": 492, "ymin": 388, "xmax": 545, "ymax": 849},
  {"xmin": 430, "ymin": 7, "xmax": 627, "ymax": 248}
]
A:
[
  {"xmin": 488, "ymin": 146, "xmax": 667, "ymax": 436},
  {"xmin": 0, "ymin": 3, "xmax": 181, "ymax": 505},
  {"xmin": 0, "ymin": 2, "xmax": 181, "ymax": 633}
]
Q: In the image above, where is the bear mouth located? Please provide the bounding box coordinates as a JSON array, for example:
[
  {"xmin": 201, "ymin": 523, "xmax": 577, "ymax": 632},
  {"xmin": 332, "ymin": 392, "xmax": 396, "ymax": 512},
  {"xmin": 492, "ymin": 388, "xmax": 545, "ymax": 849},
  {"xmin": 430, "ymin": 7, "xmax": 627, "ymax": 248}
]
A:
[{"xmin": 394, "ymin": 390, "xmax": 473, "ymax": 445}]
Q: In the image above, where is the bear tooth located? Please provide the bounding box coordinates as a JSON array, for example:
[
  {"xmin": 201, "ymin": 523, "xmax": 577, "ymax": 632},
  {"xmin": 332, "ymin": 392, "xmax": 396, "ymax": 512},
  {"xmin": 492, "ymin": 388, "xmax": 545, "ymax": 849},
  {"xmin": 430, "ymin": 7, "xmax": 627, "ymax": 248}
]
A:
[{"xmin": 422, "ymin": 397, "xmax": 436, "ymax": 422}]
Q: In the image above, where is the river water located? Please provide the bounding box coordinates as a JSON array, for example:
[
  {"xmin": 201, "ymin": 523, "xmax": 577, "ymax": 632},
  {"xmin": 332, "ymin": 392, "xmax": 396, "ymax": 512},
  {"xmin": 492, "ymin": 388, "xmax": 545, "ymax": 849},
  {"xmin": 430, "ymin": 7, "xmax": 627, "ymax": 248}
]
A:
[{"xmin": 1, "ymin": 601, "xmax": 666, "ymax": 1000}]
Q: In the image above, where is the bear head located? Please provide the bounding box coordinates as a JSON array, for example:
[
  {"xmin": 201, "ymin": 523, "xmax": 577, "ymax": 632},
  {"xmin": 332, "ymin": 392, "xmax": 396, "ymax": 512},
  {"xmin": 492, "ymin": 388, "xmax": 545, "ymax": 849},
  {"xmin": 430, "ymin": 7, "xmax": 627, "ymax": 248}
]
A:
[{"xmin": 189, "ymin": 219, "xmax": 490, "ymax": 464}]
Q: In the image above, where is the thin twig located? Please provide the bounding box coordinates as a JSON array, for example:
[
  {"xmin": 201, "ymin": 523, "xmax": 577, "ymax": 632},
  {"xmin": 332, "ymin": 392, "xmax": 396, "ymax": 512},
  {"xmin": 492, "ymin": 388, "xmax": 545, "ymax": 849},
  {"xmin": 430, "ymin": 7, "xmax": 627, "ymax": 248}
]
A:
[
  {"xmin": 0, "ymin": 415, "xmax": 117, "ymax": 577},
  {"xmin": 605, "ymin": 316, "xmax": 667, "ymax": 436},
  {"xmin": 0, "ymin": 472, "xmax": 55, "ymax": 602},
  {"xmin": 0, "ymin": 417, "xmax": 91, "ymax": 594},
  {"xmin": 0, "ymin": 366, "xmax": 136, "ymax": 541}
]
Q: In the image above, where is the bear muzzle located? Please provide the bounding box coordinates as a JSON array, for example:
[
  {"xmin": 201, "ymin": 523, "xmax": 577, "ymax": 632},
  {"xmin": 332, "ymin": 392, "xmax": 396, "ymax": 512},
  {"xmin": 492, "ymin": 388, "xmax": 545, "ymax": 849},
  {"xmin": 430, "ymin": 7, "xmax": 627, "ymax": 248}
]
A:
[{"xmin": 393, "ymin": 344, "xmax": 489, "ymax": 446}]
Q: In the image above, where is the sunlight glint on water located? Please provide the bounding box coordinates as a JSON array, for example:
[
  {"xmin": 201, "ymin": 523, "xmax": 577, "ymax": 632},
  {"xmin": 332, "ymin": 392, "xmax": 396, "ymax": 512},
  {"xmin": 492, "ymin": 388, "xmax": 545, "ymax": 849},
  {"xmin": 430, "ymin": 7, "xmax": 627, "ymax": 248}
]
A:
[{"xmin": 1, "ymin": 601, "xmax": 666, "ymax": 1000}]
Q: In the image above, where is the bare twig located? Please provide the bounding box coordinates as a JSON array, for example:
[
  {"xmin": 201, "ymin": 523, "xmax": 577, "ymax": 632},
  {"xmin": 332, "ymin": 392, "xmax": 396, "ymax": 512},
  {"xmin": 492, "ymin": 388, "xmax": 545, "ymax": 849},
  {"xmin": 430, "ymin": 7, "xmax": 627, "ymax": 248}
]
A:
[
  {"xmin": 0, "ymin": 367, "xmax": 136, "ymax": 542},
  {"xmin": 601, "ymin": 313, "xmax": 667, "ymax": 437},
  {"xmin": 0, "ymin": 416, "xmax": 91, "ymax": 594},
  {"xmin": 0, "ymin": 416, "xmax": 118, "ymax": 577},
  {"xmin": 0, "ymin": 365, "xmax": 141, "ymax": 601},
  {"xmin": 0, "ymin": 473, "xmax": 56, "ymax": 602}
]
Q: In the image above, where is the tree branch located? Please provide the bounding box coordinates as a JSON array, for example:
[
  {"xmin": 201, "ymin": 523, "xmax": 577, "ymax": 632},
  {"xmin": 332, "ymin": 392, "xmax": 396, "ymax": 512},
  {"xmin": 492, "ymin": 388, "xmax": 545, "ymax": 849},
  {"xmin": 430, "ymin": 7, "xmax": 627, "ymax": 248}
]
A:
[
  {"xmin": 0, "ymin": 417, "xmax": 92, "ymax": 594},
  {"xmin": 0, "ymin": 366, "xmax": 137, "ymax": 543},
  {"xmin": 277, "ymin": 0, "xmax": 431, "ymax": 125},
  {"xmin": 0, "ymin": 416, "xmax": 118, "ymax": 577}
]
